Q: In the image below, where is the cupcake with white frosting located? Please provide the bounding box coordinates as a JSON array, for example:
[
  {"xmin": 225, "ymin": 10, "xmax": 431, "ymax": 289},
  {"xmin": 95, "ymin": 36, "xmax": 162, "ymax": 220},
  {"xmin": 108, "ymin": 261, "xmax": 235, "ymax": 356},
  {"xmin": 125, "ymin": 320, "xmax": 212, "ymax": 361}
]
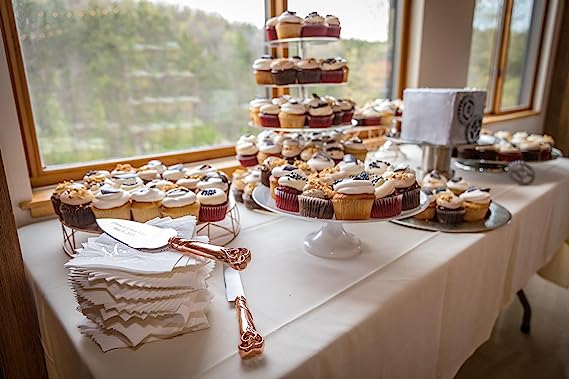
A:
[
  {"xmin": 257, "ymin": 139, "xmax": 282, "ymax": 162},
  {"xmin": 265, "ymin": 16, "xmax": 278, "ymax": 40},
  {"xmin": 460, "ymin": 187, "xmax": 491, "ymax": 222},
  {"xmin": 163, "ymin": 164, "xmax": 188, "ymax": 182},
  {"xmin": 259, "ymin": 103, "xmax": 281, "ymax": 128},
  {"xmin": 307, "ymin": 95, "xmax": 334, "ymax": 128},
  {"xmin": 366, "ymin": 159, "xmax": 391, "ymax": 177},
  {"xmin": 298, "ymin": 177, "xmax": 335, "ymax": 219},
  {"xmin": 275, "ymin": 10, "xmax": 302, "ymax": 39},
  {"xmin": 307, "ymin": 152, "xmax": 335, "ymax": 172},
  {"xmin": 325, "ymin": 14, "xmax": 341, "ymax": 37},
  {"xmin": 421, "ymin": 170, "xmax": 447, "ymax": 192},
  {"xmin": 275, "ymin": 171, "xmax": 308, "ymax": 212},
  {"xmin": 236, "ymin": 141, "xmax": 259, "ymax": 167},
  {"xmin": 59, "ymin": 187, "xmax": 96, "ymax": 227},
  {"xmin": 370, "ymin": 176, "xmax": 402, "ymax": 218},
  {"xmin": 92, "ymin": 187, "xmax": 131, "ymax": 220},
  {"xmin": 414, "ymin": 188, "xmax": 436, "ymax": 220},
  {"xmin": 253, "ymin": 55, "xmax": 273, "ymax": 85},
  {"xmin": 301, "ymin": 12, "xmax": 326, "ymax": 37},
  {"xmin": 197, "ymin": 188, "xmax": 228, "ymax": 222},
  {"xmin": 279, "ymin": 100, "xmax": 306, "ymax": 129},
  {"xmin": 386, "ymin": 168, "xmax": 420, "ymax": 211},
  {"xmin": 343, "ymin": 137, "xmax": 367, "ymax": 161},
  {"xmin": 160, "ymin": 187, "xmax": 200, "ymax": 219},
  {"xmin": 435, "ymin": 191, "xmax": 465, "ymax": 225},
  {"xmin": 130, "ymin": 187, "xmax": 165, "ymax": 222},
  {"xmin": 446, "ymin": 177, "xmax": 469, "ymax": 195},
  {"xmin": 332, "ymin": 174, "xmax": 375, "ymax": 220},
  {"xmin": 145, "ymin": 179, "xmax": 177, "ymax": 192}
]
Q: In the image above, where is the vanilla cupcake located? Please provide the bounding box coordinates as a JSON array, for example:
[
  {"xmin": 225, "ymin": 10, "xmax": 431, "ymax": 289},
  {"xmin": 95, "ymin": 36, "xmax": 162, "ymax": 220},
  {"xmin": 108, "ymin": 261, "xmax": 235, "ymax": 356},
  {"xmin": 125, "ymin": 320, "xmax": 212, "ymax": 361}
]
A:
[
  {"xmin": 447, "ymin": 177, "xmax": 469, "ymax": 195},
  {"xmin": 414, "ymin": 188, "xmax": 436, "ymax": 220},
  {"xmin": 160, "ymin": 187, "xmax": 200, "ymax": 219},
  {"xmin": 186, "ymin": 164, "xmax": 216, "ymax": 179},
  {"xmin": 332, "ymin": 176, "xmax": 375, "ymax": 220},
  {"xmin": 113, "ymin": 173, "xmax": 144, "ymax": 193},
  {"xmin": 459, "ymin": 188, "xmax": 491, "ymax": 222},
  {"xmin": 279, "ymin": 100, "xmax": 306, "ymax": 129},
  {"xmin": 275, "ymin": 10, "xmax": 302, "ymax": 39},
  {"xmin": 130, "ymin": 187, "xmax": 165, "ymax": 222},
  {"xmin": 421, "ymin": 170, "xmax": 447, "ymax": 192},
  {"xmin": 163, "ymin": 164, "xmax": 188, "ymax": 182},
  {"xmin": 137, "ymin": 167, "xmax": 160, "ymax": 183},
  {"xmin": 281, "ymin": 138, "xmax": 303, "ymax": 160},
  {"xmin": 92, "ymin": 187, "xmax": 131, "ymax": 220},
  {"xmin": 176, "ymin": 176, "xmax": 201, "ymax": 192},
  {"xmin": 343, "ymin": 137, "xmax": 368, "ymax": 161},
  {"xmin": 253, "ymin": 55, "xmax": 273, "ymax": 85}
]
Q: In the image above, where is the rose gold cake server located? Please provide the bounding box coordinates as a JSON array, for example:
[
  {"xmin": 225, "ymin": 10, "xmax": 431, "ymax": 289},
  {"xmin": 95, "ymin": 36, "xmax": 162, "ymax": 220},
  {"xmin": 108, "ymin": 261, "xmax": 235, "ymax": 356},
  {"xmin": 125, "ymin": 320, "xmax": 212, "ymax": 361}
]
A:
[{"xmin": 96, "ymin": 218, "xmax": 251, "ymax": 271}]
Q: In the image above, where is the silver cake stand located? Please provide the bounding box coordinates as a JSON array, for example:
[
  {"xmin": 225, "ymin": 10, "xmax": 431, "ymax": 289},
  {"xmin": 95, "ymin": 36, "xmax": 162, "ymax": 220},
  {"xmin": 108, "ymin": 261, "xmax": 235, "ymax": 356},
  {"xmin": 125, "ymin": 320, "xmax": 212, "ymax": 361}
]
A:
[{"xmin": 252, "ymin": 186, "xmax": 428, "ymax": 259}]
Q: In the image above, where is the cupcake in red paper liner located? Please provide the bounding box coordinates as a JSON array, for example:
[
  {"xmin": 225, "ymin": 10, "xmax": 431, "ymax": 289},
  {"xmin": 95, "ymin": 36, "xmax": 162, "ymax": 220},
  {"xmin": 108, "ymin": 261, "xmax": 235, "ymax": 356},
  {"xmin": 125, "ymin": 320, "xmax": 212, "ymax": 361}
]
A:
[
  {"xmin": 332, "ymin": 174, "xmax": 375, "ymax": 220},
  {"xmin": 299, "ymin": 178, "xmax": 335, "ymax": 219},
  {"xmin": 259, "ymin": 103, "xmax": 281, "ymax": 128},
  {"xmin": 301, "ymin": 12, "xmax": 327, "ymax": 37},
  {"xmin": 59, "ymin": 187, "xmax": 96, "ymax": 227},
  {"xmin": 236, "ymin": 141, "xmax": 259, "ymax": 167},
  {"xmin": 362, "ymin": 106, "xmax": 382, "ymax": 126},
  {"xmin": 271, "ymin": 58, "xmax": 297, "ymax": 86},
  {"xmin": 320, "ymin": 58, "xmax": 343, "ymax": 83},
  {"xmin": 371, "ymin": 176, "xmax": 402, "ymax": 218},
  {"xmin": 275, "ymin": 171, "xmax": 308, "ymax": 213},
  {"xmin": 197, "ymin": 188, "xmax": 228, "ymax": 222},
  {"xmin": 265, "ymin": 16, "xmax": 278, "ymax": 41},
  {"xmin": 325, "ymin": 15, "xmax": 341, "ymax": 38},
  {"xmin": 387, "ymin": 167, "xmax": 420, "ymax": 211},
  {"xmin": 435, "ymin": 191, "xmax": 465, "ymax": 225},
  {"xmin": 196, "ymin": 172, "xmax": 230, "ymax": 197},
  {"xmin": 519, "ymin": 141, "xmax": 541, "ymax": 161},
  {"xmin": 339, "ymin": 99, "xmax": 355, "ymax": 123},
  {"xmin": 307, "ymin": 95, "xmax": 334, "ymax": 128},
  {"xmin": 296, "ymin": 58, "xmax": 321, "ymax": 84},
  {"xmin": 269, "ymin": 164, "xmax": 300, "ymax": 199}
]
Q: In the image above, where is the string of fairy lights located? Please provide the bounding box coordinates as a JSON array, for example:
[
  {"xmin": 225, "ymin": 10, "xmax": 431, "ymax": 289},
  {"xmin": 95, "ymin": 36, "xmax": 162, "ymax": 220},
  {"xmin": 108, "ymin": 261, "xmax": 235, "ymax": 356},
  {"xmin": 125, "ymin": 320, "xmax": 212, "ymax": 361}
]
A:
[{"xmin": 20, "ymin": 7, "xmax": 121, "ymax": 41}]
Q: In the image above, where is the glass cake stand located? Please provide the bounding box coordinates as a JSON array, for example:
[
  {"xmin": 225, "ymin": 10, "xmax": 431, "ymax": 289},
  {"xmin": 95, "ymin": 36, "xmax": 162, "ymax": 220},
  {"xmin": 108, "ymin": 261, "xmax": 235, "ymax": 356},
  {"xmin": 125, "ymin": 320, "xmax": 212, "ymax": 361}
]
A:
[{"xmin": 252, "ymin": 186, "xmax": 428, "ymax": 259}]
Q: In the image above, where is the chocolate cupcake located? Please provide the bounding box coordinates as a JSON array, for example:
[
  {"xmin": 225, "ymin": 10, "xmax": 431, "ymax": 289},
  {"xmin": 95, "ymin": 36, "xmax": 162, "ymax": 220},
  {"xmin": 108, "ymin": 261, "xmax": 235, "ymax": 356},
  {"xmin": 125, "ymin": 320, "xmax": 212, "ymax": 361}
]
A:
[
  {"xmin": 387, "ymin": 168, "xmax": 420, "ymax": 211},
  {"xmin": 298, "ymin": 178, "xmax": 335, "ymax": 219},
  {"xmin": 59, "ymin": 187, "xmax": 96, "ymax": 228},
  {"xmin": 51, "ymin": 181, "xmax": 85, "ymax": 219},
  {"xmin": 475, "ymin": 144, "xmax": 498, "ymax": 161},
  {"xmin": 271, "ymin": 58, "xmax": 297, "ymax": 85},
  {"xmin": 435, "ymin": 191, "xmax": 465, "ymax": 225}
]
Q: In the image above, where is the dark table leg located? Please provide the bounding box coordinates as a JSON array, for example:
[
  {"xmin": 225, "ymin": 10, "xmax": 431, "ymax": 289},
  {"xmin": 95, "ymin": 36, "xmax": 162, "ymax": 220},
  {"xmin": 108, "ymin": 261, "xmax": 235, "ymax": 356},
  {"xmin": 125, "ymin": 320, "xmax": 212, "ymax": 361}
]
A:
[{"xmin": 516, "ymin": 289, "xmax": 531, "ymax": 334}]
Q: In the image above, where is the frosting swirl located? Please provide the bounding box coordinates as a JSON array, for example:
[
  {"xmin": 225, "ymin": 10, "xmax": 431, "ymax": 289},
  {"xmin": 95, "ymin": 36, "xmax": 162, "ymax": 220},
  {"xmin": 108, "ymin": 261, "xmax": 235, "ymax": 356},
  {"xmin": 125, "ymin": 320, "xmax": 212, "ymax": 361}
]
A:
[
  {"xmin": 197, "ymin": 188, "xmax": 227, "ymax": 206},
  {"xmin": 131, "ymin": 187, "xmax": 165, "ymax": 203},
  {"xmin": 307, "ymin": 152, "xmax": 335, "ymax": 172},
  {"xmin": 421, "ymin": 170, "xmax": 447, "ymax": 190},
  {"xmin": 161, "ymin": 188, "xmax": 197, "ymax": 208},
  {"xmin": 278, "ymin": 172, "xmax": 308, "ymax": 191},
  {"xmin": 459, "ymin": 188, "xmax": 491, "ymax": 204},
  {"xmin": 252, "ymin": 56, "xmax": 273, "ymax": 71},
  {"xmin": 333, "ymin": 178, "xmax": 374, "ymax": 195},
  {"xmin": 236, "ymin": 142, "xmax": 259, "ymax": 156},
  {"xmin": 92, "ymin": 187, "xmax": 131, "ymax": 209},
  {"xmin": 372, "ymin": 177, "xmax": 396, "ymax": 199}
]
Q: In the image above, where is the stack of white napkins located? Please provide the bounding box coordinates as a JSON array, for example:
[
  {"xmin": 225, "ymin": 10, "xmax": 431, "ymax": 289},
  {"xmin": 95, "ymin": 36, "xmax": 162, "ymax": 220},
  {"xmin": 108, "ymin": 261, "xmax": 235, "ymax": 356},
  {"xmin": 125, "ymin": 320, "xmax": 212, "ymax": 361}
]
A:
[{"xmin": 65, "ymin": 216, "xmax": 215, "ymax": 352}]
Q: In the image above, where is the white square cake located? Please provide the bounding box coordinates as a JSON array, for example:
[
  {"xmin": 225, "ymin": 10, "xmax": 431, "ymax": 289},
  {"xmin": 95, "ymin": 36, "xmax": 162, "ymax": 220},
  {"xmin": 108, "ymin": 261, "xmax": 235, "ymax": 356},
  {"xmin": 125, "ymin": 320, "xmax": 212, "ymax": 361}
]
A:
[{"xmin": 401, "ymin": 88, "xmax": 487, "ymax": 145}]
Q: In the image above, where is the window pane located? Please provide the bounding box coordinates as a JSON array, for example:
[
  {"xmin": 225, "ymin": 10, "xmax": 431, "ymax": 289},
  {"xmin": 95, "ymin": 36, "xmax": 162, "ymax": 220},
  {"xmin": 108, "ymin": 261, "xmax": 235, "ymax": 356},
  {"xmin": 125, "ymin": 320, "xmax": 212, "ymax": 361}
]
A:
[
  {"xmin": 285, "ymin": 0, "xmax": 398, "ymax": 105},
  {"xmin": 12, "ymin": 1, "xmax": 265, "ymax": 167},
  {"xmin": 467, "ymin": 0, "xmax": 504, "ymax": 110},
  {"xmin": 500, "ymin": 0, "xmax": 546, "ymax": 110}
]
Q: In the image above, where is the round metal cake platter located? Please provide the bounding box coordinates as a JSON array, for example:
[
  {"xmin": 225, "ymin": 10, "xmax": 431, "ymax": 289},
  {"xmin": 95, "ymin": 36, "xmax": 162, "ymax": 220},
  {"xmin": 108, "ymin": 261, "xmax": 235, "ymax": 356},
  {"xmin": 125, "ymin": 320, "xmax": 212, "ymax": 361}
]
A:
[
  {"xmin": 391, "ymin": 201, "xmax": 511, "ymax": 233},
  {"xmin": 252, "ymin": 186, "xmax": 429, "ymax": 259}
]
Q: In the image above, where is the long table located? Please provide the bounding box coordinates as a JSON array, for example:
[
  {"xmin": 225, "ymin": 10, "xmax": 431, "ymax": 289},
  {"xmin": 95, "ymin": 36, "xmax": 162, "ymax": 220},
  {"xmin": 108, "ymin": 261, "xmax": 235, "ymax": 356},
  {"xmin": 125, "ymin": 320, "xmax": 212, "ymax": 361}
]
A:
[{"xmin": 18, "ymin": 147, "xmax": 569, "ymax": 378}]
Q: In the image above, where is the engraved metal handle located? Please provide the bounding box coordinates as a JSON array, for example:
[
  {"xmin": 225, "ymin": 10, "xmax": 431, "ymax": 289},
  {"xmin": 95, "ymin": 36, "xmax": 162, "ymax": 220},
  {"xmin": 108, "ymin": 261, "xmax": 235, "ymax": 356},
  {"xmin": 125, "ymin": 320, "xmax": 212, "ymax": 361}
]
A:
[
  {"xmin": 235, "ymin": 296, "xmax": 264, "ymax": 360},
  {"xmin": 167, "ymin": 237, "xmax": 251, "ymax": 270}
]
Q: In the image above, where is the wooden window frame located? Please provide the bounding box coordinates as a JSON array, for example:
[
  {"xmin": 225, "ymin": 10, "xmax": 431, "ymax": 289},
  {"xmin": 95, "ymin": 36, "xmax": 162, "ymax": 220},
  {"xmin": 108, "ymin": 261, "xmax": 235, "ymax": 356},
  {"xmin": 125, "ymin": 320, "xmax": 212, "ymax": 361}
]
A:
[
  {"xmin": 480, "ymin": 0, "xmax": 549, "ymax": 120},
  {"xmin": 1, "ymin": 0, "xmax": 408, "ymax": 188}
]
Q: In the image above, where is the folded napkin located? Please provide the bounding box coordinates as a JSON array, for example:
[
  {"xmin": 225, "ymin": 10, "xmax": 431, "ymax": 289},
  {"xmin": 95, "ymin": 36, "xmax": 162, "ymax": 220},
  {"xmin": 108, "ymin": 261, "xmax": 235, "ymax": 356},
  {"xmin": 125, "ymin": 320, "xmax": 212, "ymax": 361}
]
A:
[{"xmin": 65, "ymin": 216, "xmax": 215, "ymax": 352}]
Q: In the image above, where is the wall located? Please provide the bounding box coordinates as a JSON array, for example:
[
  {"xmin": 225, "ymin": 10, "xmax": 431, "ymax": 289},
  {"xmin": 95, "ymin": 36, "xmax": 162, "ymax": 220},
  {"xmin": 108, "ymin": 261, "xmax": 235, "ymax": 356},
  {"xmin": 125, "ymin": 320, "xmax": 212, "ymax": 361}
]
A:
[{"xmin": 0, "ymin": 28, "xmax": 33, "ymax": 227}]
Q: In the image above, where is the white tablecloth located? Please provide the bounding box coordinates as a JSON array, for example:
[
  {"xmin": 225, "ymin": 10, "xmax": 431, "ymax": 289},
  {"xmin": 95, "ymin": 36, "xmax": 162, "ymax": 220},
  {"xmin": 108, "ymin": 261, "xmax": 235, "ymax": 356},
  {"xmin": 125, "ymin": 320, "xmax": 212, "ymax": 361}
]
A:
[{"xmin": 18, "ymin": 147, "xmax": 569, "ymax": 379}]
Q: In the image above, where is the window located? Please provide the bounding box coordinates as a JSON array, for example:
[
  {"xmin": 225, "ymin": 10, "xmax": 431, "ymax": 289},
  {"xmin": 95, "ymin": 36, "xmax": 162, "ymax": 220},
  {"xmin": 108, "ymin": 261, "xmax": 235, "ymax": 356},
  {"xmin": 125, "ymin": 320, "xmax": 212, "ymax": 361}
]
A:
[
  {"xmin": 467, "ymin": 0, "xmax": 548, "ymax": 115},
  {"xmin": 285, "ymin": 0, "xmax": 400, "ymax": 105}
]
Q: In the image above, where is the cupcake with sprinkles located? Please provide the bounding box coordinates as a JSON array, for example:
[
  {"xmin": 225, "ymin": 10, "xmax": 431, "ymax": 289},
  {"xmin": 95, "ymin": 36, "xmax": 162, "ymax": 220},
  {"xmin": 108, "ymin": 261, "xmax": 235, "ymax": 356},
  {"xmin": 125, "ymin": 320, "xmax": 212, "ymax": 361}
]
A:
[
  {"xmin": 435, "ymin": 191, "xmax": 465, "ymax": 225},
  {"xmin": 387, "ymin": 168, "xmax": 420, "ymax": 211},
  {"xmin": 197, "ymin": 188, "xmax": 228, "ymax": 222},
  {"xmin": 370, "ymin": 175, "xmax": 402, "ymax": 218},
  {"xmin": 275, "ymin": 171, "xmax": 308, "ymax": 212},
  {"xmin": 298, "ymin": 178, "xmax": 335, "ymax": 219}
]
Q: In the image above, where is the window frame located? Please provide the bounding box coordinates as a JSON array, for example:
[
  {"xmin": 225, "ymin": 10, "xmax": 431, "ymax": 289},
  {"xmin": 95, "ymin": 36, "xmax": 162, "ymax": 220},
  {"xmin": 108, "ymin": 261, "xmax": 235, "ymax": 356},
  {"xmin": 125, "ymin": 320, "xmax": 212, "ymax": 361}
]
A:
[
  {"xmin": 478, "ymin": 0, "xmax": 550, "ymax": 118},
  {"xmin": 1, "ymin": 0, "xmax": 407, "ymax": 188}
]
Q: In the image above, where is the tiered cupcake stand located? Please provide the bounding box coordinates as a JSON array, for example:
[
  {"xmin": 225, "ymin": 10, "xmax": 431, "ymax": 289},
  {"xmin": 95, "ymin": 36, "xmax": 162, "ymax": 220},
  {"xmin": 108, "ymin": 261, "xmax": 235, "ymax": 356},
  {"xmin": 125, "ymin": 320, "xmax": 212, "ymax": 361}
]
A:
[
  {"xmin": 60, "ymin": 199, "xmax": 241, "ymax": 257},
  {"xmin": 252, "ymin": 186, "xmax": 428, "ymax": 259}
]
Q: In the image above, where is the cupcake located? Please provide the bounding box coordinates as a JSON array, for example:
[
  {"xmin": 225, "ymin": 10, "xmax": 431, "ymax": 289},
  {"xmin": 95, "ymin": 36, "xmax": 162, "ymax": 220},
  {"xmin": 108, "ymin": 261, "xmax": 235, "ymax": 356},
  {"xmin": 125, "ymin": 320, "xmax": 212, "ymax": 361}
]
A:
[
  {"xmin": 343, "ymin": 137, "xmax": 368, "ymax": 161},
  {"xmin": 332, "ymin": 177, "xmax": 375, "ymax": 220},
  {"xmin": 111, "ymin": 163, "xmax": 136, "ymax": 176},
  {"xmin": 307, "ymin": 96, "xmax": 334, "ymax": 128},
  {"xmin": 271, "ymin": 58, "xmax": 297, "ymax": 85},
  {"xmin": 265, "ymin": 16, "xmax": 278, "ymax": 41},
  {"xmin": 196, "ymin": 174, "xmax": 230, "ymax": 194},
  {"xmin": 236, "ymin": 141, "xmax": 259, "ymax": 167},
  {"xmin": 421, "ymin": 170, "xmax": 447, "ymax": 192},
  {"xmin": 279, "ymin": 100, "xmax": 306, "ymax": 128},
  {"xmin": 83, "ymin": 170, "xmax": 111, "ymax": 182},
  {"xmin": 320, "ymin": 58, "xmax": 343, "ymax": 83},
  {"xmin": 281, "ymin": 138, "xmax": 303, "ymax": 161},
  {"xmin": 446, "ymin": 177, "xmax": 469, "ymax": 195},
  {"xmin": 371, "ymin": 176, "xmax": 402, "ymax": 218},
  {"xmin": 270, "ymin": 164, "xmax": 300, "ymax": 199},
  {"xmin": 325, "ymin": 142, "xmax": 345, "ymax": 163},
  {"xmin": 253, "ymin": 55, "xmax": 273, "ymax": 85},
  {"xmin": 387, "ymin": 169, "xmax": 420, "ymax": 211},
  {"xmin": 539, "ymin": 143, "xmax": 552, "ymax": 161},
  {"xmin": 197, "ymin": 188, "xmax": 228, "ymax": 222},
  {"xmin": 325, "ymin": 15, "xmax": 341, "ymax": 37},
  {"xmin": 307, "ymin": 152, "xmax": 335, "ymax": 172},
  {"xmin": 301, "ymin": 12, "xmax": 326, "ymax": 37},
  {"xmin": 366, "ymin": 159, "xmax": 391, "ymax": 177},
  {"xmin": 475, "ymin": 144, "xmax": 499, "ymax": 161},
  {"xmin": 435, "ymin": 191, "xmax": 465, "ymax": 225},
  {"xmin": 137, "ymin": 167, "xmax": 160, "ymax": 183},
  {"xmin": 162, "ymin": 164, "xmax": 188, "ymax": 182},
  {"xmin": 511, "ymin": 131, "xmax": 529, "ymax": 145},
  {"xmin": 176, "ymin": 176, "xmax": 201, "ymax": 192},
  {"xmin": 337, "ymin": 57, "xmax": 349, "ymax": 82},
  {"xmin": 51, "ymin": 181, "xmax": 84, "ymax": 219},
  {"xmin": 145, "ymin": 179, "xmax": 177, "ymax": 192},
  {"xmin": 91, "ymin": 187, "xmax": 131, "ymax": 220},
  {"xmin": 300, "ymin": 145, "xmax": 321, "ymax": 161},
  {"xmin": 362, "ymin": 106, "xmax": 382, "ymax": 126},
  {"xmin": 231, "ymin": 169, "xmax": 248, "ymax": 202},
  {"xmin": 459, "ymin": 188, "xmax": 491, "ymax": 222},
  {"xmin": 494, "ymin": 131, "xmax": 512, "ymax": 142},
  {"xmin": 260, "ymin": 157, "xmax": 286, "ymax": 187},
  {"xmin": 160, "ymin": 187, "xmax": 200, "ymax": 219},
  {"xmin": 59, "ymin": 187, "xmax": 96, "ymax": 228},
  {"xmin": 339, "ymin": 99, "xmax": 355, "ymax": 123},
  {"xmin": 519, "ymin": 141, "xmax": 541, "ymax": 161},
  {"xmin": 242, "ymin": 170, "xmax": 262, "ymax": 210},
  {"xmin": 257, "ymin": 139, "xmax": 282, "ymax": 162},
  {"xmin": 337, "ymin": 156, "xmax": 365, "ymax": 177},
  {"xmin": 146, "ymin": 160, "xmax": 167, "ymax": 174},
  {"xmin": 498, "ymin": 143, "xmax": 522, "ymax": 162},
  {"xmin": 130, "ymin": 187, "xmax": 165, "ymax": 222},
  {"xmin": 296, "ymin": 58, "xmax": 321, "ymax": 84},
  {"xmin": 249, "ymin": 98, "xmax": 271, "ymax": 126},
  {"xmin": 186, "ymin": 164, "xmax": 216, "ymax": 179},
  {"xmin": 275, "ymin": 172, "xmax": 308, "ymax": 212},
  {"xmin": 275, "ymin": 11, "xmax": 303, "ymax": 39},
  {"xmin": 259, "ymin": 103, "xmax": 281, "ymax": 128},
  {"xmin": 414, "ymin": 189, "xmax": 436, "ymax": 220},
  {"xmin": 298, "ymin": 178, "xmax": 335, "ymax": 219},
  {"xmin": 114, "ymin": 173, "xmax": 145, "ymax": 193}
]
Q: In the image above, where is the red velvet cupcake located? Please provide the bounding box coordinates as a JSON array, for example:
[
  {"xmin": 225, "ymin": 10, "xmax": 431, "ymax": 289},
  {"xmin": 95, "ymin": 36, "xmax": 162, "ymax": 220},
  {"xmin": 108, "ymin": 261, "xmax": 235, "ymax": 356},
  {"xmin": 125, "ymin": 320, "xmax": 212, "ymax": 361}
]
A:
[
  {"xmin": 370, "ymin": 177, "xmax": 402, "ymax": 218},
  {"xmin": 320, "ymin": 58, "xmax": 343, "ymax": 83},
  {"xmin": 340, "ymin": 99, "xmax": 355, "ymax": 123},
  {"xmin": 301, "ymin": 12, "xmax": 327, "ymax": 37},
  {"xmin": 259, "ymin": 104, "xmax": 281, "ymax": 128},
  {"xmin": 307, "ymin": 96, "xmax": 334, "ymax": 128},
  {"xmin": 197, "ymin": 188, "xmax": 228, "ymax": 222},
  {"xmin": 265, "ymin": 17, "xmax": 278, "ymax": 41},
  {"xmin": 274, "ymin": 171, "xmax": 308, "ymax": 213},
  {"xmin": 498, "ymin": 144, "xmax": 522, "ymax": 162},
  {"xmin": 235, "ymin": 141, "xmax": 259, "ymax": 167},
  {"xmin": 324, "ymin": 15, "xmax": 341, "ymax": 38}
]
